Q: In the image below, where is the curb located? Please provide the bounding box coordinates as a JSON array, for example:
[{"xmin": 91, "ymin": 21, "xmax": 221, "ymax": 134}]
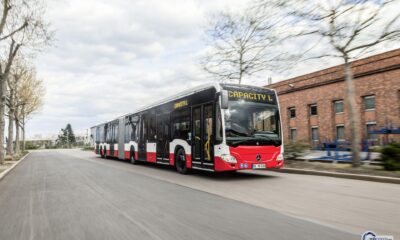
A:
[
  {"xmin": 272, "ymin": 168, "xmax": 400, "ymax": 184},
  {"xmin": 0, "ymin": 153, "xmax": 30, "ymax": 182}
]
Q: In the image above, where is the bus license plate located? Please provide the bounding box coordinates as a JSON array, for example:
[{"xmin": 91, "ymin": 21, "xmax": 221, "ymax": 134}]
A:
[{"xmin": 252, "ymin": 164, "xmax": 266, "ymax": 169}]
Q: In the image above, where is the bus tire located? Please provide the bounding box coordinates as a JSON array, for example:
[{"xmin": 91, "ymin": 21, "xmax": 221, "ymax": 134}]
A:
[
  {"xmin": 175, "ymin": 148, "xmax": 188, "ymax": 174},
  {"xmin": 101, "ymin": 147, "xmax": 105, "ymax": 158},
  {"xmin": 130, "ymin": 147, "xmax": 137, "ymax": 164},
  {"xmin": 104, "ymin": 147, "xmax": 108, "ymax": 159}
]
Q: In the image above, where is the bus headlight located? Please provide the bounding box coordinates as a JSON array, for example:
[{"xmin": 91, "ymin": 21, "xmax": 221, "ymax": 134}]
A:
[
  {"xmin": 277, "ymin": 153, "xmax": 284, "ymax": 161},
  {"xmin": 220, "ymin": 154, "xmax": 237, "ymax": 164}
]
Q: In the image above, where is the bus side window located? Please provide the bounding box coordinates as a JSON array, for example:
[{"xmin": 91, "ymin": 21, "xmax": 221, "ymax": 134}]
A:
[
  {"xmin": 215, "ymin": 102, "xmax": 222, "ymax": 144},
  {"xmin": 124, "ymin": 117, "xmax": 130, "ymax": 143},
  {"xmin": 96, "ymin": 127, "xmax": 100, "ymax": 143},
  {"xmin": 141, "ymin": 114, "xmax": 147, "ymax": 141},
  {"xmin": 148, "ymin": 112, "xmax": 156, "ymax": 140},
  {"xmin": 111, "ymin": 124, "xmax": 114, "ymax": 143},
  {"xmin": 100, "ymin": 126, "xmax": 104, "ymax": 142},
  {"xmin": 172, "ymin": 108, "xmax": 190, "ymax": 140},
  {"xmin": 109, "ymin": 124, "xmax": 113, "ymax": 143},
  {"xmin": 105, "ymin": 125, "xmax": 109, "ymax": 143},
  {"xmin": 131, "ymin": 122, "xmax": 137, "ymax": 141},
  {"xmin": 204, "ymin": 105, "xmax": 213, "ymax": 161},
  {"xmin": 114, "ymin": 123, "xmax": 119, "ymax": 143}
]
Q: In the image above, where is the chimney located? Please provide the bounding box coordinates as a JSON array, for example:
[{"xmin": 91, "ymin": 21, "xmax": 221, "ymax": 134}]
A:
[{"xmin": 267, "ymin": 77, "xmax": 272, "ymax": 85}]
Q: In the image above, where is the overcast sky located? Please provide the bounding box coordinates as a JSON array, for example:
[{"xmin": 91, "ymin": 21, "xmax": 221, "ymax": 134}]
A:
[{"xmin": 27, "ymin": 0, "xmax": 400, "ymax": 138}]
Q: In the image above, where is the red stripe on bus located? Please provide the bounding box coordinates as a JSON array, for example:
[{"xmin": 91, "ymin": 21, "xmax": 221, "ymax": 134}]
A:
[
  {"xmin": 186, "ymin": 154, "xmax": 192, "ymax": 168},
  {"xmin": 169, "ymin": 153, "xmax": 174, "ymax": 166},
  {"xmin": 147, "ymin": 152, "xmax": 157, "ymax": 163},
  {"xmin": 123, "ymin": 150, "xmax": 139, "ymax": 161}
]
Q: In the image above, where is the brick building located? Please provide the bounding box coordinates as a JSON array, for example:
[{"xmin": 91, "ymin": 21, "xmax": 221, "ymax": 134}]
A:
[{"xmin": 267, "ymin": 48, "xmax": 400, "ymax": 147}]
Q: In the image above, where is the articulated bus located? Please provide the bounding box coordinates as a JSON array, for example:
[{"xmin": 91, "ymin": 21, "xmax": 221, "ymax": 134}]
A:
[{"xmin": 90, "ymin": 83, "xmax": 284, "ymax": 174}]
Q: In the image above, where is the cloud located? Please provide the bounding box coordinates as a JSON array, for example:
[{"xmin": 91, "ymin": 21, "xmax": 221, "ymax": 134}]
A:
[
  {"xmin": 30, "ymin": 0, "xmax": 248, "ymax": 137},
  {"xmin": 27, "ymin": 0, "xmax": 398, "ymax": 137}
]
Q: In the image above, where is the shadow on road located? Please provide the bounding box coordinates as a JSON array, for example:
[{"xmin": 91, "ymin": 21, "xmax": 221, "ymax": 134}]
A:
[{"xmin": 98, "ymin": 156, "xmax": 278, "ymax": 181}]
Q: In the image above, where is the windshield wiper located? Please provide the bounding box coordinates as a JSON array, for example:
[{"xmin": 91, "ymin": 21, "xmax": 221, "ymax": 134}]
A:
[
  {"xmin": 254, "ymin": 134, "xmax": 281, "ymax": 146},
  {"xmin": 226, "ymin": 128, "xmax": 251, "ymax": 137},
  {"xmin": 227, "ymin": 138, "xmax": 255, "ymax": 147}
]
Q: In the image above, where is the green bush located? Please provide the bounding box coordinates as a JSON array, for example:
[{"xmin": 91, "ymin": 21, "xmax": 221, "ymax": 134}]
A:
[
  {"xmin": 284, "ymin": 141, "xmax": 310, "ymax": 160},
  {"xmin": 381, "ymin": 143, "xmax": 400, "ymax": 171},
  {"xmin": 369, "ymin": 145, "xmax": 382, "ymax": 153},
  {"xmin": 25, "ymin": 141, "xmax": 40, "ymax": 150},
  {"xmin": 82, "ymin": 146, "xmax": 94, "ymax": 151}
]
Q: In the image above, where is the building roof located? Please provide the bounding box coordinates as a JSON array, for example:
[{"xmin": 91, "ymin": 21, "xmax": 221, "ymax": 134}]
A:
[{"xmin": 266, "ymin": 48, "xmax": 400, "ymax": 95}]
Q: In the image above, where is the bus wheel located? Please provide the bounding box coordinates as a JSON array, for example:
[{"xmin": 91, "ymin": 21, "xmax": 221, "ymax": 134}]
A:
[
  {"xmin": 130, "ymin": 149, "xmax": 137, "ymax": 164},
  {"xmin": 101, "ymin": 148, "xmax": 105, "ymax": 158},
  {"xmin": 103, "ymin": 148, "xmax": 108, "ymax": 159},
  {"xmin": 175, "ymin": 148, "xmax": 188, "ymax": 174}
]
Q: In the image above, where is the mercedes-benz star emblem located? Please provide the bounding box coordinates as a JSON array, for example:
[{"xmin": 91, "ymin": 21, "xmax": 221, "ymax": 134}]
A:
[{"xmin": 256, "ymin": 154, "xmax": 261, "ymax": 161}]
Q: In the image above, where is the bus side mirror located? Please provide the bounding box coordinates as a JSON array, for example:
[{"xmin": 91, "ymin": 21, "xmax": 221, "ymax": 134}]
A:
[{"xmin": 221, "ymin": 90, "xmax": 229, "ymax": 109}]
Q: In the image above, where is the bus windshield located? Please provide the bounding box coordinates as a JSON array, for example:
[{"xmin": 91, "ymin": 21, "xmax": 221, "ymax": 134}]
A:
[{"xmin": 224, "ymin": 100, "xmax": 281, "ymax": 147}]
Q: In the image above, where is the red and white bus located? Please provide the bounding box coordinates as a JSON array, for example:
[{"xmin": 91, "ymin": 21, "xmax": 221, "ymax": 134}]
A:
[{"xmin": 90, "ymin": 83, "xmax": 283, "ymax": 173}]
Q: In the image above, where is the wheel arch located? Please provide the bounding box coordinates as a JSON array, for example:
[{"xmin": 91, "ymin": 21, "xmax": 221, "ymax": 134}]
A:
[{"xmin": 174, "ymin": 145, "xmax": 185, "ymax": 161}]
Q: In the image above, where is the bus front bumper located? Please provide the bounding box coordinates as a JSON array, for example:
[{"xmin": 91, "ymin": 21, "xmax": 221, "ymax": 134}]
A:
[{"xmin": 214, "ymin": 156, "xmax": 284, "ymax": 171}]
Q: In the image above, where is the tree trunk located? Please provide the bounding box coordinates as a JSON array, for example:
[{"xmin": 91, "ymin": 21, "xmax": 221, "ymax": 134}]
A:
[
  {"xmin": 238, "ymin": 50, "xmax": 243, "ymax": 85},
  {"xmin": 15, "ymin": 117, "xmax": 20, "ymax": 155},
  {"xmin": 0, "ymin": 75, "xmax": 6, "ymax": 164},
  {"xmin": 7, "ymin": 103, "xmax": 14, "ymax": 156},
  {"xmin": 0, "ymin": 41, "xmax": 21, "ymax": 164},
  {"xmin": 343, "ymin": 58, "xmax": 361, "ymax": 167},
  {"xmin": 22, "ymin": 123, "xmax": 25, "ymax": 151}
]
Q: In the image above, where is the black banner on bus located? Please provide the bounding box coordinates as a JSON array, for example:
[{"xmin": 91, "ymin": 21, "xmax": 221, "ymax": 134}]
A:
[
  {"xmin": 154, "ymin": 88, "xmax": 216, "ymax": 114},
  {"xmin": 222, "ymin": 85, "xmax": 277, "ymax": 104}
]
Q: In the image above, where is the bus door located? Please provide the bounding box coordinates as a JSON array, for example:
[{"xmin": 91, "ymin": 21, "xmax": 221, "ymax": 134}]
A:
[
  {"xmin": 138, "ymin": 114, "xmax": 147, "ymax": 160},
  {"xmin": 109, "ymin": 124, "xmax": 115, "ymax": 157},
  {"xmin": 118, "ymin": 118, "xmax": 125, "ymax": 159},
  {"xmin": 192, "ymin": 103, "xmax": 214, "ymax": 170},
  {"xmin": 156, "ymin": 113, "xmax": 170, "ymax": 163},
  {"xmin": 95, "ymin": 126, "xmax": 100, "ymax": 154}
]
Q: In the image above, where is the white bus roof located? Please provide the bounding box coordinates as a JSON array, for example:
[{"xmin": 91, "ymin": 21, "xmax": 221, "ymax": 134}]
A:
[{"xmin": 91, "ymin": 83, "xmax": 274, "ymax": 128}]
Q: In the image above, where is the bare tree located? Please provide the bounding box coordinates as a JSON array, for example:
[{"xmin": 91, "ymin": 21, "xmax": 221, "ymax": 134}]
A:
[
  {"xmin": 262, "ymin": 0, "xmax": 400, "ymax": 167},
  {"xmin": 0, "ymin": 0, "xmax": 52, "ymax": 164},
  {"xmin": 202, "ymin": 3, "xmax": 290, "ymax": 84},
  {"xmin": 0, "ymin": 1, "xmax": 25, "ymax": 163},
  {"xmin": 15, "ymin": 71, "xmax": 44, "ymax": 152},
  {"xmin": 6, "ymin": 57, "xmax": 33, "ymax": 156},
  {"xmin": 5, "ymin": 57, "xmax": 24, "ymax": 156}
]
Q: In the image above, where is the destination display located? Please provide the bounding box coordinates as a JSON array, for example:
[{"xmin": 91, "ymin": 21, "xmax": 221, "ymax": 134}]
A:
[
  {"xmin": 173, "ymin": 99, "xmax": 188, "ymax": 109},
  {"xmin": 225, "ymin": 89, "xmax": 276, "ymax": 104}
]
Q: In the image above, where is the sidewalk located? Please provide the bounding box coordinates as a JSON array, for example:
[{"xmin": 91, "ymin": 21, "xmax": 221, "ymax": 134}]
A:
[
  {"xmin": 0, "ymin": 153, "xmax": 29, "ymax": 181},
  {"xmin": 275, "ymin": 159, "xmax": 400, "ymax": 184},
  {"xmin": 298, "ymin": 150, "xmax": 381, "ymax": 161},
  {"xmin": 0, "ymin": 161, "xmax": 15, "ymax": 174}
]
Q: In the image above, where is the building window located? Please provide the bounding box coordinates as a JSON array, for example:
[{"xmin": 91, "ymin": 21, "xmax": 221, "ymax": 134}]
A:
[
  {"xmin": 289, "ymin": 107, "xmax": 296, "ymax": 118},
  {"xmin": 310, "ymin": 104, "xmax": 318, "ymax": 116},
  {"xmin": 311, "ymin": 127, "xmax": 319, "ymax": 141},
  {"xmin": 336, "ymin": 125, "xmax": 345, "ymax": 140},
  {"xmin": 334, "ymin": 100, "xmax": 344, "ymax": 114},
  {"xmin": 363, "ymin": 95, "xmax": 375, "ymax": 111},
  {"xmin": 290, "ymin": 128, "xmax": 297, "ymax": 142},
  {"xmin": 366, "ymin": 122, "xmax": 377, "ymax": 140}
]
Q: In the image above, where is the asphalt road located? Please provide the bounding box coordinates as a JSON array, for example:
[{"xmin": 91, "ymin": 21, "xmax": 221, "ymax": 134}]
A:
[{"xmin": 0, "ymin": 150, "xmax": 397, "ymax": 240}]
